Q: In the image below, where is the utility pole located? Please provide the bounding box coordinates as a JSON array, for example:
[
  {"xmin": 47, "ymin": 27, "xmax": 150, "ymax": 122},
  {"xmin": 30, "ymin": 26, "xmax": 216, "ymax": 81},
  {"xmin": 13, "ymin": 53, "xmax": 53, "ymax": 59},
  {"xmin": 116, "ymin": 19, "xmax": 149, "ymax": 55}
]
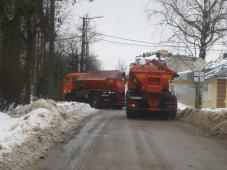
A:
[
  {"xmin": 80, "ymin": 16, "xmax": 103, "ymax": 72},
  {"xmin": 85, "ymin": 19, "xmax": 89, "ymax": 72},
  {"xmin": 80, "ymin": 17, "xmax": 86, "ymax": 72},
  {"xmin": 193, "ymin": 58, "xmax": 206, "ymax": 109},
  {"xmin": 195, "ymin": 81, "xmax": 202, "ymax": 108}
]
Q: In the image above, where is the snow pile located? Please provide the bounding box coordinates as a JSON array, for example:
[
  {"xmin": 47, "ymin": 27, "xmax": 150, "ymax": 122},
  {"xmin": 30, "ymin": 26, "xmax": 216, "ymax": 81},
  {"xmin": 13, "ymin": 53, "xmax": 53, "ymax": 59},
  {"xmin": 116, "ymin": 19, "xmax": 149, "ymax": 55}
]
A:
[
  {"xmin": 178, "ymin": 108, "xmax": 227, "ymax": 136},
  {"xmin": 177, "ymin": 102, "xmax": 191, "ymax": 111},
  {"xmin": 0, "ymin": 112, "xmax": 18, "ymax": 134},
  {"xmin": 56, "ymin": 102, "xmax": 95, "ymax": 121},
  {"xmin": 202, "ymin": 108, "xmax": 227, "ymax": 112},
  {"xmin": 0, "ymin": 99, "xmax": 97, "ymax": 170}
]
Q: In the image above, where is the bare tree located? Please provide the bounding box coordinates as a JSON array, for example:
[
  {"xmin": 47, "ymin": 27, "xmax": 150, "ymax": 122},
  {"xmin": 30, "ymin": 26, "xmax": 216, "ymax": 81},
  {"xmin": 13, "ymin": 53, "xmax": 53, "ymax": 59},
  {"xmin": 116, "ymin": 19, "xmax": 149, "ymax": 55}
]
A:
[
  {"xmin": 63, "ymin": 38, "xmax": 80, "ymax": 72},
  {"xmin": 0, "ymin": 0, "xmax": 95, "ymax": 109},
  {"xmin": 116, "ymin": 58, "xmax": 127, "ymax": 73},
  {"xmin": 150, "ymin": 0, "xmax": 227, "ymax": 109},
  {"xmin": 151, "ymin": 0, "xmax": 227, "ymax": 59},
  {"xmin": 0, "ymin": 0, "xmax": 27, "ymax": 108},
  {"xmin": 84, "ymin": 54, "xmax": 101, "ymax": 71},
  {"xmin": 62, "ymin": 37, "xmax": 101, "ymax": 72}
]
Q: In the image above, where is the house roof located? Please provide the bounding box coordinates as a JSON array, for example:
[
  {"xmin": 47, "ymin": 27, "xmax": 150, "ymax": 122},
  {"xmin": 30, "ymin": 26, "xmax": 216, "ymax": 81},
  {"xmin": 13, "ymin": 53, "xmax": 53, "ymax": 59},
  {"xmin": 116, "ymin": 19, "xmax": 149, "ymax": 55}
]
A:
[
  {"xmin": 174, "ymin": 58, "xmax": 227, "ymax": 81},
  {"xmin": 205, "ymin": 58, "xmax": 227, "ymax": 79},
  {"xmin": 174, "ymin": 70, "xmax": 194, "ymax": 80}
]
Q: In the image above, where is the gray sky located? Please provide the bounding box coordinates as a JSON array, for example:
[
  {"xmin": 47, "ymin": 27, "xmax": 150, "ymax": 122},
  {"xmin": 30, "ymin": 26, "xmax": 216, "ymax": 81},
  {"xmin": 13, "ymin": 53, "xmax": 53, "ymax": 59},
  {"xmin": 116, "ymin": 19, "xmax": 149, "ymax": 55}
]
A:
[{"xmin": 70, "ymin": 0, "xmax": 224, "ymax": 70}]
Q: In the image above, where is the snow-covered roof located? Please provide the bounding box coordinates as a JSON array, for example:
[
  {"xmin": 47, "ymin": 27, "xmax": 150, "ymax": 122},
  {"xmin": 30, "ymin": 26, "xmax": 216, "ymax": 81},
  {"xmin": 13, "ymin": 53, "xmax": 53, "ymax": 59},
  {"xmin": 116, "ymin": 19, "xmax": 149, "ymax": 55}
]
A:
[
  {"xmin": 206, "ymin": 58, "xmax": 227, "ymax": 69},
  {"xmin": 178, "ymin": 70, "xmax": 193, "ymax": 75},
  {"xmin": 174, "ymin": 70, "xmax": 194, "ymax": 80},
  {"xmin": 173, "ymin": 58, "xmax": 227, "ymax": 80},
  {"xmin": 205, "ymin": 58, "xmax": 227, "ymax": 79}
]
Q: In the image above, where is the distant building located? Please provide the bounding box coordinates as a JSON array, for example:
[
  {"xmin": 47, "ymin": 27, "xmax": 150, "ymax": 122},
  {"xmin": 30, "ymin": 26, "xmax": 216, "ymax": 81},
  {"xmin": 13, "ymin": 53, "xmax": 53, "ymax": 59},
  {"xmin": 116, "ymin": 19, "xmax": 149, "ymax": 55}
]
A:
[
  {"xmin": 171, "ymin": 58, "xmax": 227, "ymax": 108},
  {"xmin": 166, "ymin": 55, "xmax": 195, "ymax": 73},
  {"xmin": 170, "ymin": 71, "xmax": 196, "ymax": 106},
  {"xmin": 203, "ymin": 59, "xmax": 227, "ymax": 108}
]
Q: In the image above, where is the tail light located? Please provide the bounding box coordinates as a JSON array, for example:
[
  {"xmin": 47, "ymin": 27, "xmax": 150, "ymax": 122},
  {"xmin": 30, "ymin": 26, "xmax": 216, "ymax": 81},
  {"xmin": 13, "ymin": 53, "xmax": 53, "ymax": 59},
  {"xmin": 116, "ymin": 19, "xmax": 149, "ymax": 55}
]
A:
[
  {"xmin": 167, "ymin": 104, "xmax": 177, "ymax": 109},
  {"xmin": 128, "ymin": 103, "xmax": 137, "ymax": 108}
]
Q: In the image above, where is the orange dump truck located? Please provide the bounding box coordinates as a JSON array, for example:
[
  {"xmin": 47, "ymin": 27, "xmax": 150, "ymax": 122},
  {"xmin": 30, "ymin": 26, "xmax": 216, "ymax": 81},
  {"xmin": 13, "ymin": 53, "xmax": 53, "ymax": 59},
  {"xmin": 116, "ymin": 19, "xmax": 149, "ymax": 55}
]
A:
[
  {"xmin": 62, "ymin": 70, "xmax": 125, "ymax": 109},
  {"xmin": 126, "ymin": 51, "xmax": 178, "ymax": 119}
]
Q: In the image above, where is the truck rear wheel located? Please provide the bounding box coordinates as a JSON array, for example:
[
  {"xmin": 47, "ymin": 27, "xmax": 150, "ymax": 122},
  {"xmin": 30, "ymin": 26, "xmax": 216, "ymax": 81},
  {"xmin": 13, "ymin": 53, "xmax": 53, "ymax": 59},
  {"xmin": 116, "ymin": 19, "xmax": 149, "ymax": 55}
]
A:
[
  {"xmin": 126, "ymin": 109, "xmax": 134, "ymax": 119},
  {"xmin": 113, "ymin": 105, "xmax": 123, "ymax": 110},
  {"xmin": 168, "ymin": 111, "xmax": 176, "ymax": 120},
  {"xmin": 126, "ymin": 112, "xmax": 131, "ymax": 119}
]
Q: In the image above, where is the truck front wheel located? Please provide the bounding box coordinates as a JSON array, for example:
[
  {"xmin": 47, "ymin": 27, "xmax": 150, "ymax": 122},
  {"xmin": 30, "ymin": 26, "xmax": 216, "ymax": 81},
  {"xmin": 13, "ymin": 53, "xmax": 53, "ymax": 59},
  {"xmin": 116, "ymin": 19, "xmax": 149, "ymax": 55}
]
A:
[
  {"xmin": 65, "ymin": 94, "xmax": 71, "ymax": 101},
  {"xmin": 90, "ymin": 96, "xmax": 100, "ymax": 109}
]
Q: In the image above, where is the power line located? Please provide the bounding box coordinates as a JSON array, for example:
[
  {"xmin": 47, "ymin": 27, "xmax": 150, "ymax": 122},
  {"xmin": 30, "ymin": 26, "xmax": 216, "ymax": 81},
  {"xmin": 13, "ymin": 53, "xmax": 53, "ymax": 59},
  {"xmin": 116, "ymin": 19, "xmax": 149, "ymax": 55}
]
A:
[
  {"xmin": 93, "ymin": 32, "xmax": 194, "ymax": 48},
  {"xmin": 95, "ymin": 33, "xmax": 167, "ymax": 45},
  {"xmin": 57, "ymin": 33, "xmax": 189, "ymax": 47},
  {"xmin": 99, "ymin": 39, "xmax": 166, "ymax": 47},
  {"xmin": 98, "ymin": 39, "xmax": 226, "ymax": 52},
  {"xmin": 57, "ymin": 31, "xmax": 227, "ymax": 52},
  {"xmin": 92, "ymin": 32, "xmax": 227, "ymax": 48}
]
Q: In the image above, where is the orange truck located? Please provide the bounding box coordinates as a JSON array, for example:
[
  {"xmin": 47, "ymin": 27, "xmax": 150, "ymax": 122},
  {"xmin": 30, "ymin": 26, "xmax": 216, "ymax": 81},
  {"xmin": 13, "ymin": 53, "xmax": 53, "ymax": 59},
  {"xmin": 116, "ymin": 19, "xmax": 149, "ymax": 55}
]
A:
[
  {"xmin": 126, "ymin": 51, "xmax": 178, "ymax": 119},
  {"xmin": 62, "ymin": 70, "xmax": 126, "ymax": 109}
]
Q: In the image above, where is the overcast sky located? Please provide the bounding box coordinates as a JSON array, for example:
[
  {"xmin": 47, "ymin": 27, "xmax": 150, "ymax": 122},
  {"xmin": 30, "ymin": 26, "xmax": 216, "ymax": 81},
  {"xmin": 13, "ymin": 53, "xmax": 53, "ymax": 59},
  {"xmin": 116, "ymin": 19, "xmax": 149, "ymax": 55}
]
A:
[{"xmin": 70, "ymin": 0, "xmax": 225, "ymax": 70}]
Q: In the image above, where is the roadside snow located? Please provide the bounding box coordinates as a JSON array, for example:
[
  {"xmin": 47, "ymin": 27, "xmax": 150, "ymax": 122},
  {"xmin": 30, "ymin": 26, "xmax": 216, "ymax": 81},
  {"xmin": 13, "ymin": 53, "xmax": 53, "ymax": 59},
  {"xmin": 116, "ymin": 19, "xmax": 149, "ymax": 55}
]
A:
[
  {"xmin": 56, "ymin": 102, "xmax": 94, "ymax": 121},
  {"xmin": 178, "ymin": 107, "xmax": 227, "ymax": 137},
  {"xmin": 177, "ymin": 102, "xmax": 191, "ymax": 111},
  {"xmin": 177, "ymin": 102, "xmax": 227, "ymax": 137},
  {"xmin": 177, "ymin": 102, "xmax": 227, "ymax": 113},
  {"xmin": 0, "ymin": 112, "xmax": 17, "ymax": 132},
  {"xmin": 0, "ymin": 99, "xmax": 98, "ymax": 170},
  {"xmin": 201, "ymin": 108, "xmax": 227, "ymax": 112}
]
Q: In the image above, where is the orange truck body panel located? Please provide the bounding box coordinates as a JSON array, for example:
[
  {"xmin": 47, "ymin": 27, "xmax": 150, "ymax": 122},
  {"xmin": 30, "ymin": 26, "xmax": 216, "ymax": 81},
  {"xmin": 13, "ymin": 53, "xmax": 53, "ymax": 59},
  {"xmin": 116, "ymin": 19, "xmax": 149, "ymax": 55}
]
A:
[
  {"xmin": 62, "ymin": 70, "xmax": 125, "ymax": 108},
  {"xmin": 126, "ymin": 59, "xmax": 178, "ymax": 115}
]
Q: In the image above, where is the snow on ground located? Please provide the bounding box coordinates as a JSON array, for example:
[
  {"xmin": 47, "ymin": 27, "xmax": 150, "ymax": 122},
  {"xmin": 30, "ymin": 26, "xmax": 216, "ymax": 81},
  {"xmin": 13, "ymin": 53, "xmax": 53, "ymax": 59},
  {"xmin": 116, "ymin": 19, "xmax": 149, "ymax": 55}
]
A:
[
  {"xmin": 0, "ymin": 99, "xmax": 98, "ymax": 170},
  {"xmin": 201, "ymin": 107, "xmax": 227, "ymax": 112},
  {"xmin": 56, "ymin": 102, "xmax": 95, "ymax": 121},
  {"xmin": 177, "ymin": 103, "xmax": 227, "ymax": 137},
  {"xmin": 177, "ymin": 102, "xmax": 191, "ymax": 111},
  {"xmin": 0, "ymin": 112, "xmax": 17, "ymax": 133}
]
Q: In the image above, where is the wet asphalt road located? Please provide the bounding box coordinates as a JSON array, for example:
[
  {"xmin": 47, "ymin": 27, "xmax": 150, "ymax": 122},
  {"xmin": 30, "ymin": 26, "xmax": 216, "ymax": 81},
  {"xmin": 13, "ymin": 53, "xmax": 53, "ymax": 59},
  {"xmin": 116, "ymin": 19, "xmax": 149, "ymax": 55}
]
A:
[{"xmin": 27, "ymin": 110, "xmax": 227, "ymax": 170}]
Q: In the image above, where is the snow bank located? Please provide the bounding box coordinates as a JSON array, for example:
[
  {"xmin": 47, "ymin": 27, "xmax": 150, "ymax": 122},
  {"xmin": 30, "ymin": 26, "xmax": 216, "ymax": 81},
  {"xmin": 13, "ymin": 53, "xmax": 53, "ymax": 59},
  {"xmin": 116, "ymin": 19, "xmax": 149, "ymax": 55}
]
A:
[
  {"xmin": 201, "ymin": 107, "xmax": 227, "ymax": 112},
  {"xmin": 177, "ymin": 102, "xmax": 191, "ymax": 111},
  {"xmin": 56, "ymin": 102, "xmax": 95, "ymax": 121},
  {"xmin": 178, "ymin": 108, "xmax": 227, "ymax": 136},
  {"xmin": 0, "ymin": 112, "xmax": 17, "ymax": 133},
  {"xmin": 0, "ymin": 99, "xmax": 97, "ymax": 170}
]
